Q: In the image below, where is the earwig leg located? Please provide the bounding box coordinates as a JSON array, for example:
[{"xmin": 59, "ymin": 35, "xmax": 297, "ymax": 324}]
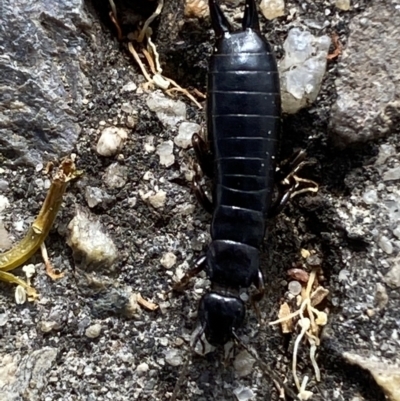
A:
[
  {"xmin": 209, "ymin": 0, "xmax": 232, "ymax": 38},
  {"xmin": 269, "ymin": 149, "xmax": 318, "ymax": 217},
  {"xmin": 251, "ymin": 271, "xmax": 265, "ymax": 322},
  {"xmin": 268, "ymin": 188, "xmax": 292, "ymax": 218},
  {"xmin": 193, "ymin": 174, "xmax": 213, "ymax": 214},
  {"xmin": 192, "ymin": 133, "xmax": 214, "ymax": 178},
  {"xmin": 275, "ymin": 149, "xmax": 307, "ymax": 183},
  {"xmin": 173, "ymin": 255, "xmax": 207, "ymax": 292},
  {"xmin": 192, "ymin": 324, "xmax": 206, "ymax": 354},
  {"xmin": 242, "ymin": 0, "xmax": 260, "ymax": 31}
]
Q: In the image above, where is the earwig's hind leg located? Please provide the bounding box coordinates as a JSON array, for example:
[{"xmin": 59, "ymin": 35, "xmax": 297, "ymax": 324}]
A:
[
  {"xmin": 209, "ymin": 0, "xmax": 232, "ymax": 37},
  {"xmin": 275, "ymin": 149, "xmax": 307, "ymax": 183},
  {"xmin": 251, "ymin": 271, "xmax": 265, "ymax": 322},
  {"xmin": 173, "ymin": 255, "xmax": 207, "ymax": 292},
  {"xmin": 193, "ymin": 172, "xmax": 213, "ymax": 214},
  {"xmin": 242, "ymin": 0, "xmax": 260, "ymax": 31},
  {"xmin": 268, "ymin": 187, "xmax": 292, "ymax": 218},
  {"xmin": 192, "ymin": 133, "xmax": 213, "ymax": 178}
]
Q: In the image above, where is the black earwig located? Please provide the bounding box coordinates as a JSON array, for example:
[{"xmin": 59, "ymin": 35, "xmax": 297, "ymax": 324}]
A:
[{"xmin": 187, "ymin": 0, "xmax": 282, "ymax": 347}]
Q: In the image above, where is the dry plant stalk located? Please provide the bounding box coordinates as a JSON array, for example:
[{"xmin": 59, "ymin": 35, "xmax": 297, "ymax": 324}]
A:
[
  {"xmin": 137, "ymin": 293, "xmax": 159, "ymax": 311},
  {"xmin": 0, "ymin": 157, "xmax": 79, "ymax": 298}
]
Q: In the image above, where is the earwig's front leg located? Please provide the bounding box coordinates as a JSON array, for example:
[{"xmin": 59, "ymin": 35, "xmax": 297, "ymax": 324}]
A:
[{"xmin": 173, "ymin": 254, "xmax": 207, "ymax": 291}]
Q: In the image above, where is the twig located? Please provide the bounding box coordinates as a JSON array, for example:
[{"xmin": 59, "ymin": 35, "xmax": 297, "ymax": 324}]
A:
[{"xmin": 40, "ymin": 242, "xmax": 65, "ymax": 280}]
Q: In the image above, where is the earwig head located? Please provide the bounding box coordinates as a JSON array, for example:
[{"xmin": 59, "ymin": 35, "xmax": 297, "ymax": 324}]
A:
[{"xmin": 198, "ymin": 292, "xmax": 245, "ymax": 346}]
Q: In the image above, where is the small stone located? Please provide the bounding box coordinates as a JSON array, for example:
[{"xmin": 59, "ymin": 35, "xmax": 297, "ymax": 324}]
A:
[
  {"xmin": 0, "ymin": 312, "xmax": 8, "ymax": 326},
  {"xmin": 375, "ymin": 144, "xmax": 396, "ymax": 166},
  {"xmin": 144, "ymin": 136, "xmax": 155, "ymax": 153},
  {"xmin": 164, "ymin": 349, "xmax": 183, "ymax": 366},
  {"xmin": 383, "ymin": 166, "xmax": 400, "ymax": 182},
  {"xmin": 66, "ymin": 207, "xmax": 118, "ymax": 271},
  {"xmin": 175, "ymin": 122, "xmax": 200, "ymax": 149},
  {"xmin": 39, "ymin": 321, "xmax": 58, "ymax": 333},
  {"xmin": 121, "ymin": 82, "xmax": 137, "ymax": 92},
  {"xmin": 260, "ymin": 0, "xmax": 285, "ymax": 20},
  {"xmin": 384, "ymin": 200, "xmax": 400, "ymax": 222},
  {"xmin": 15, "ymin": 286, "xmax": 26, "ymax": 304},
  {"xmin": 384, "ymin": 262, "xmax": 400, "ymax": 289},
  {"xmin": 288, "ymin": 280, "xmax": 302, "ymax": 296},
  {"xmin": 335, "ymin": 0, "xmax": 350, "ymax": 11},
  {"xmin": 374, "ymin": 283, "xmax": 389, "ymax": 310},
  {"xmin": 0, "ymin": 195, "xmax": 10, "ymax": 212},
  {"xmin": 103, "ymin": 162, "xmax": 128, "ymax": 189},
  {"xmin": 0, "ymin": 179, "xmax": 9, "ymax": 191},
  {"xmin": 0, "ymin": 221, "xmax": 12, "ymax": 250},
  {"xmin": 96, "ymin": 127, "xmax": 128, "ymax": 157},
  {"xmin": 233, "ymin": 350, "xmax": 255, "ymax": 377},
  {"xmin": 85, "ymin": 323, "xmax": 102, "ymax": 338},
  {"xmin": 393, "ymin": 226, "xmax": 400, "ymax": 239},
  {"xmin": 126, "ymin": 115, "xmax": 136, "ymax": 129},
  {"xmin": 279, "ymin": 28, "xmax": 331, "ymax": 114},
  {"xmin": 338, "ymin": 269, "xmax": 350, "ymax": 282},
  {"xmin": 84, "ymin": 186, "xmax": 112, "ymax": 208},
  {"xmin": 233, "ymin": 385, "xmax": 255, "ymax": 401},
  {"xmin": 160, "ymin": 252, "xmax": 177, "ymax": 269},
  {"xmin": 148, "ymin": 190, "xmax": 167, "ymax": 209},
  {"xmin": 156, "ymin": 140, "xmax": 175, "ymax": 167},
  {"xmin": 146, "ymin": 91, "xmax": 186, "ymax": 127},
  {"xmin": 143, "ymin": 171, "xmax": 154, "ymax": 181},
  {"xmin": 22, "ymin": 264, "xmax": 36, "ymax": 279},
  {"xmin": 378, "ymin": 235, "xmax": 393, "ymax": 254},
  {"xmin": 362, "ymin": 189, "xmax": 378, "ymax": 205},
  {"xmin": 136, "ymin": 362, "xmax": 149, "ymax": 375}
]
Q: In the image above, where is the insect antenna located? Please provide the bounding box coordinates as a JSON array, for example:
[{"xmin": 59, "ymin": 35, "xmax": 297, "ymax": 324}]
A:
[
  {"xmin": 232, "ymin": 331, "xmax": 300, "ymax": 400},
  {"xmin": 170, "ymin": 350, "xmax": 191, "ymax": 401}
]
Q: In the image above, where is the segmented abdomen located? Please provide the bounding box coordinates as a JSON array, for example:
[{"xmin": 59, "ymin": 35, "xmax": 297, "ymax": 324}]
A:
[{"xmin": 209, "ymin": 42, "xmax": 280, "ymax": 248}]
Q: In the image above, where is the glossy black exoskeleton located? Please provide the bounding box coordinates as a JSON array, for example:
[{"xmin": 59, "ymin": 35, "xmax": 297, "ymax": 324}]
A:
[{"xmin": 181, "ymin": 0, "xmax": 281, "ymax": 347}]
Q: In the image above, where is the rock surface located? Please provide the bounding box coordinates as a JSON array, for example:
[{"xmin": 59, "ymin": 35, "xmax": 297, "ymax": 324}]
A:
[
  {"xmin": 0, "ymin": 0, "xmax": 92, "ymax": 166},
  {"xmin": 330, "ymin": 1, "xmax": 400, "ymax": 145}
]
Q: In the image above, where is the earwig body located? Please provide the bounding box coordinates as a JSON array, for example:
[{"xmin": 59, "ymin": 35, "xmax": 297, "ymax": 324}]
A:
[{"xmin": 191, "ymin": 0, "xmax": 281, "ymax": 347}]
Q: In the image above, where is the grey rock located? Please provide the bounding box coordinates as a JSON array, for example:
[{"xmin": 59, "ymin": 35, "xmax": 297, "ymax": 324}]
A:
[
  {"xmin": 0, "ymin": 347, "xmax": 57, "ymax": 401},
  {"xmin": 103, "ymin": 162, "xmax": 128, "ymax": 189},
  {"xmin": 383, "ymin": 166, "xmax": 400, "ymax": 182},
  {"xmin": 233, "ymin": 350, "xmax": 256, "ymax": 378},
  {"xmin": 84, "ymin": 186, "xmax": 113, "ymax": 208},
  {"xmin": 146, "ymin": 91, "xmax": 186, "ymax": 127},
  {"xmin": 0, "ymin": 0, "xmax": 92, "ymax": 166},
  {"xmin": 343, "ymin": 353, "xmax": 400, "ymax": 401},
  {"xmin": 330, "ymin": 2, "xmax": 400, "ymax": 145},
  {"xmin": 384, "ymin": 261, "xmax": 400, "ymax": 289}
]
